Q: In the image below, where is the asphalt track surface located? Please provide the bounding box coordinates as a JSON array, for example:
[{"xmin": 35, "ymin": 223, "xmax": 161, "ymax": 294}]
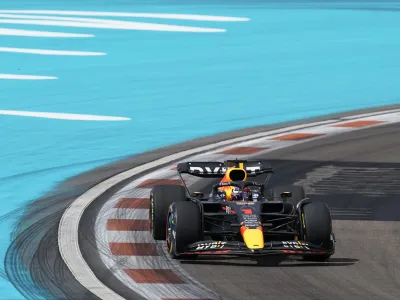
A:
[
  {"xmin": 5, "ymin": 104, "xmax": 400, "ymax": 300},
  {"xmin": 181, "ymin": 122, "xmax": 400, "ymax": 300}
]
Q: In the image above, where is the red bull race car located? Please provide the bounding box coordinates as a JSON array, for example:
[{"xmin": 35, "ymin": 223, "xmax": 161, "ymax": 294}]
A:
[{"xmin": 149, "ymin": 159, "xmax": 335, "ymax": 264}]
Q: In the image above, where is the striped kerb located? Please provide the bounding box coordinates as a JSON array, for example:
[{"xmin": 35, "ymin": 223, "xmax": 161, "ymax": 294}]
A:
[
  {"xmin": 114, "ymin": 198, "xmax": 150, "ymax": 209},
  {"xmin": 162, "ymin": 299, "xmax": 213, "ymax": 300},
  {"xmin": 124, "ymin": 269, "xmax": 185, "ymax": 284},
  {"xmin": 136, "ymin": 179, "xmax": 182, "ymax": 188},
  {"xmin": 109, "ymin": 242, "xmax": 159, "ymax": 256},
  {"xmin": 217, "ymin": 146, "xmax": 268, "ymax": 155},
  {"xmin": 107, "ymin": 219, "xmax": 149, "ymax": 231},
  {"xmin": 271, "ymin": 133, "xmax": 323, "ymax": 140},
  {"xmin": 333, "ymin": 120, "xmax": 384, "ymax": 128}
]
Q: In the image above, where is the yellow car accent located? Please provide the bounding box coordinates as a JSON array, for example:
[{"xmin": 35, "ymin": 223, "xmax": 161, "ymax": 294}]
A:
[
  {"xmin": 242, "ymin": 228, "xmax": 264, "ymax": 249},
  {"xmin": 302, "ymin": 213, "xmax": 306, "ymax": 228},
  {"xmin": 297, "ymin": 240, "xmax": 303, "ymax": 248},
  {"xmin": 225, "ymin": 167, "xmax": 247, "ymax": 182}
]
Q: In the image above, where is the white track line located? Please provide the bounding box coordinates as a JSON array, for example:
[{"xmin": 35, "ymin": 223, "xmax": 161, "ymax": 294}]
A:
[
  {"xmin": 0, "ymin": 10, "xmax": 250, "ymax": 22},
  {"xmin": 0, "ymin": 19, "xmax": 226, "ymax": 33},
  {"xmin": 0, "ymin": 47, "xmax": 105, "ymax": 56},
  {"xmin": 0, "ymin": 28, "xmax": 94, "ymax": 37},
  {"xmin": 108, "ymin": 208, "xmax": 148, "ymax": 220},
  {"xmin": 59, "ymin": 109, "xmax": 400, "ymax": 300},
  {"xmin": 0, "ymin": 110, "xmax": 130, "ymax": 121},
  {"xmin": 0, "ymin": 74, "xmax": 57, "ymax": 80}
]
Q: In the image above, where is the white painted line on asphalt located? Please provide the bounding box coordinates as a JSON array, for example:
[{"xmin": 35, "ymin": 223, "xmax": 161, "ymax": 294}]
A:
[
  {"xmin": 0, "ymin": 110, "xmax": 131, "ymax": 121},
  {"xmin": 0, "ymin": 18, "xmax": 226, "ymax": 33},
  {"xmin": 107, "ymin": 231, "xmax": 154, "ymax": 243},
  {"xmin": 0, "ymin": 47, "xmax": 105, "ymax": 56},
  {"xmin": 0, "ymin": 74, "xmax": 57, "ymax": 80},
  {"xmin": 342, "ymin": 109, "xmax": 400, "ymax": 119},
  {"xmin": 0, "ymin": 10, "xmax": 250, "ymax": 22},
  {"xmin": 111, "ymin": 256, "xmax": 173, "ymax": 269},
  {"xmin": 0, "ymin": 28, "xmax": 94, "ymax": 37},
  {"xmin": 108, "ymin": 208, "xmax": 149, "ymax": 220}
]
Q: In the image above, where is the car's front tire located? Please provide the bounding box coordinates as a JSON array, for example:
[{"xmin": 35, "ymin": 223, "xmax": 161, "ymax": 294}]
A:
[
  {"xmin": 166, "ymin": 201, "xmax": 202, "ymax": 258},
  {"xmin": 149, "ymin": 185, "xmax": 186, "ymax": 241},
  {"xmin": 300, "ymin": 201, "xmax": 334, "ymax": 261}
]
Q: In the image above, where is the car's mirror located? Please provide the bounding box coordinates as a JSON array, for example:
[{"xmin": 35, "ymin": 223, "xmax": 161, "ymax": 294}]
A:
[{"xmin": 281, "ymin": 191, "xmax": 292, "ymax": 198}]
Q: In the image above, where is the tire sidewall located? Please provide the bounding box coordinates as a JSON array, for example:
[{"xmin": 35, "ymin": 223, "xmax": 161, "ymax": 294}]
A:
[
  {"xmin": 167, "ymin": 201, "xmax": 201, "ymax": 258},
  {"xmin": 149, "ymin": 185, "xmax": 186, "ymax": 240}
]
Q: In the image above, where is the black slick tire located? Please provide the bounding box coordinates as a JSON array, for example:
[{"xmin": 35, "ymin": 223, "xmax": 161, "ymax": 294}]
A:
[
  {"xmin": 149, "ymin": 185, "xmax": 186, "ymax": 240},
  {"xmin": 301, "ymin": 201, "xmax": 334, "ymax": 261},
  {"xmin": 168, "ymin": 201, "xmax": 201, "ymax": 258}
]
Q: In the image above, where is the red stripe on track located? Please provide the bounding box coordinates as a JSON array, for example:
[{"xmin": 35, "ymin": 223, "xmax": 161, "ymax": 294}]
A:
[
  {"xmin": 217, "ymin": 146, "xmax": 268, "ymax": 155},
  {"xmin": 107, "ymin": 219, "xmax": 149, "ymax": 231},
  {"xmin": 124, "ymin": 269, "xmax": 185, "ymax": 284},
  {"xmin": 109, "ymin": 242, "xmax": 159, "ymax": 256},
  {"xmin": 333, "ymin": 120, "xmax": 384, "ymax": 128},
  {"xmin": 136, "ymin": 179, "xmax": 181, "ymax": 189},
  {"xmin": 271, "ymin": 133, "xmax": 323, "ymax": 140},
  {"xmin": 114, "ymin": 198, "xmax": 149, "ymax": 209}
]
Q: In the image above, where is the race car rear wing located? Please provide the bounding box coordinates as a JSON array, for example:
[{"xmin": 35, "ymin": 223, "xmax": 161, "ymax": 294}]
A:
[
  {"xmin": 176, "ymin": 159, "xmax": 273, "ymax": 178},
  {"xmin": 176, "ymin": 160, "xmax": 274, "ymax": 197}
]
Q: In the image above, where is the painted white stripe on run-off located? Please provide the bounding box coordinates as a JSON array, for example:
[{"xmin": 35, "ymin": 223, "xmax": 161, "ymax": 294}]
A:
[
  {"xmin": 0, "ymin": 10, "xmax": 250, "ymax": 22},
  {"xmin": 0, "ymin": 28, "xmax": 94, "ymax": 37},
  {"xmin": 0, "ymin": 74, "xmax": 57, "ymax": 80},
  {"xmin": 60, "ymin": 109, "xmax": 400, "ymax": 299},
  {"xmin": 0, "ymin": 47, "xmax": 105, "ymax": 56},
  {"xmin": 0, "ymin": 110, "xmax": 131, "ymax": 121},
  {"xmin": 0, "ymin": 18, "xmax": 227, "ymax": 33},
  {"xmin": 108, "ymin": 208, "xmax": 148, "ymax": 220},
  {"xmin": 0, "ymin": 13, "xmax": 244, "ymax": 25}
]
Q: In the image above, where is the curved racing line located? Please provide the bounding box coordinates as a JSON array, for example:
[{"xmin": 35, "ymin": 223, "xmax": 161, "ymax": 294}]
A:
[{"xmin": 59, "ymin": 107, "xmax": 400, "ymax": 300}]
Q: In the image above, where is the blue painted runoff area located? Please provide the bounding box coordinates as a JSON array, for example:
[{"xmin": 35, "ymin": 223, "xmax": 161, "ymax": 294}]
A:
[{"xmin": 1, "ymin": 1, "xmax": 400, "ymax": 298}]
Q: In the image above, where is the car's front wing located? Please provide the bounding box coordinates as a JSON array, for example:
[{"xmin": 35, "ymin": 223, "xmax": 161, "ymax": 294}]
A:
[{"xmin": 182, "ymin": 240, "xmax": 333, "ymax": 257}]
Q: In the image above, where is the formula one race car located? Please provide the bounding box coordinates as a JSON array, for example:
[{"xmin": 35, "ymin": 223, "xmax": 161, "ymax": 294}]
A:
[{"xmin": 149, "ymin": 159, "xmax": 335, "ymax": 263}]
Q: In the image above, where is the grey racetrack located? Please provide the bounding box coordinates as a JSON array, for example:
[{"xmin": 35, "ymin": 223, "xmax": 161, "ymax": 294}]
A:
[{"xmin": 180, "ymin": 121, "xmax": 400, "ymax": 300}]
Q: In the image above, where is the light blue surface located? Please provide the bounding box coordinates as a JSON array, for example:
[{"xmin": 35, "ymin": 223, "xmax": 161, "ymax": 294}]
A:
[{"xmin": 1, "ymin": 1, "xmax": 400, "ymax": 298}]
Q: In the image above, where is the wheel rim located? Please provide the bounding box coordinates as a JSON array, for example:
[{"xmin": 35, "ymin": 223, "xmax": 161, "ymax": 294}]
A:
[
  {"xmin": 166, "ymin": 210, "xmax": 174, "ymax": 254},
  {"xmin": 149, "ymin": 197, "xmax": 154, "ymax": 233}
]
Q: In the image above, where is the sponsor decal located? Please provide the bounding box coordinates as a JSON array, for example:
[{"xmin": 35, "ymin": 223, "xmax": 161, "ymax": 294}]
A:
[
  {"xmin": 235, "ymin": 201, "xmax": 255, "ymax": 205},
  {"xmin": 189, "ymin": 165, "xmax": 261, "ymax": 174},
  {"xmin": 195, "ymin": 241, "xmax": 226, "ymax": 250},
  {"xmin": 241, "ymin": 208, "xmax": 253, "ymax": 215},
  {"xmin": 282, "ymin": 241, "xmax": 310, "ymax": 250},
  {"xmin": 242, "ymin": 214, "xmax": 259, "ymax": 227}
]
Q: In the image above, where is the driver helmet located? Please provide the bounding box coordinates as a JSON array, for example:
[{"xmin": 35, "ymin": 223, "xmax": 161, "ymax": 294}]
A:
[
  {"xmin": 231, "ymin": 187, "xmax": 242, "ymax": 200},
  {"xmin": 229, "ymin": 187, "xmax": 252, "ymax": 201},
  {"xmin": 243, "ymin": 187, "xmax": 252, "ymax": 200}
]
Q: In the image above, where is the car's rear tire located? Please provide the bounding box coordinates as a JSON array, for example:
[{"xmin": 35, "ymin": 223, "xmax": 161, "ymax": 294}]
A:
[
  {"xmin": 268, "ymin": 184, "xmax": 306, "ymax": 210},
  {"xmin": 301, "ymin": 201, "xmax": 334, "ymax": 261},
  {"xmin": 149, "ymin": 185, "xmax": 186, "ymax": 240},
  {"xmin": 167, "ymin": 201, "xmax": 202, "ymax": 258}
]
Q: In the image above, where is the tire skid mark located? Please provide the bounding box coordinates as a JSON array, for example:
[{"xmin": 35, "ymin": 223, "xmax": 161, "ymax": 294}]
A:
[{"xmin": 93, "ymin": 111, "xmax": 400, "ymax": 299}]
